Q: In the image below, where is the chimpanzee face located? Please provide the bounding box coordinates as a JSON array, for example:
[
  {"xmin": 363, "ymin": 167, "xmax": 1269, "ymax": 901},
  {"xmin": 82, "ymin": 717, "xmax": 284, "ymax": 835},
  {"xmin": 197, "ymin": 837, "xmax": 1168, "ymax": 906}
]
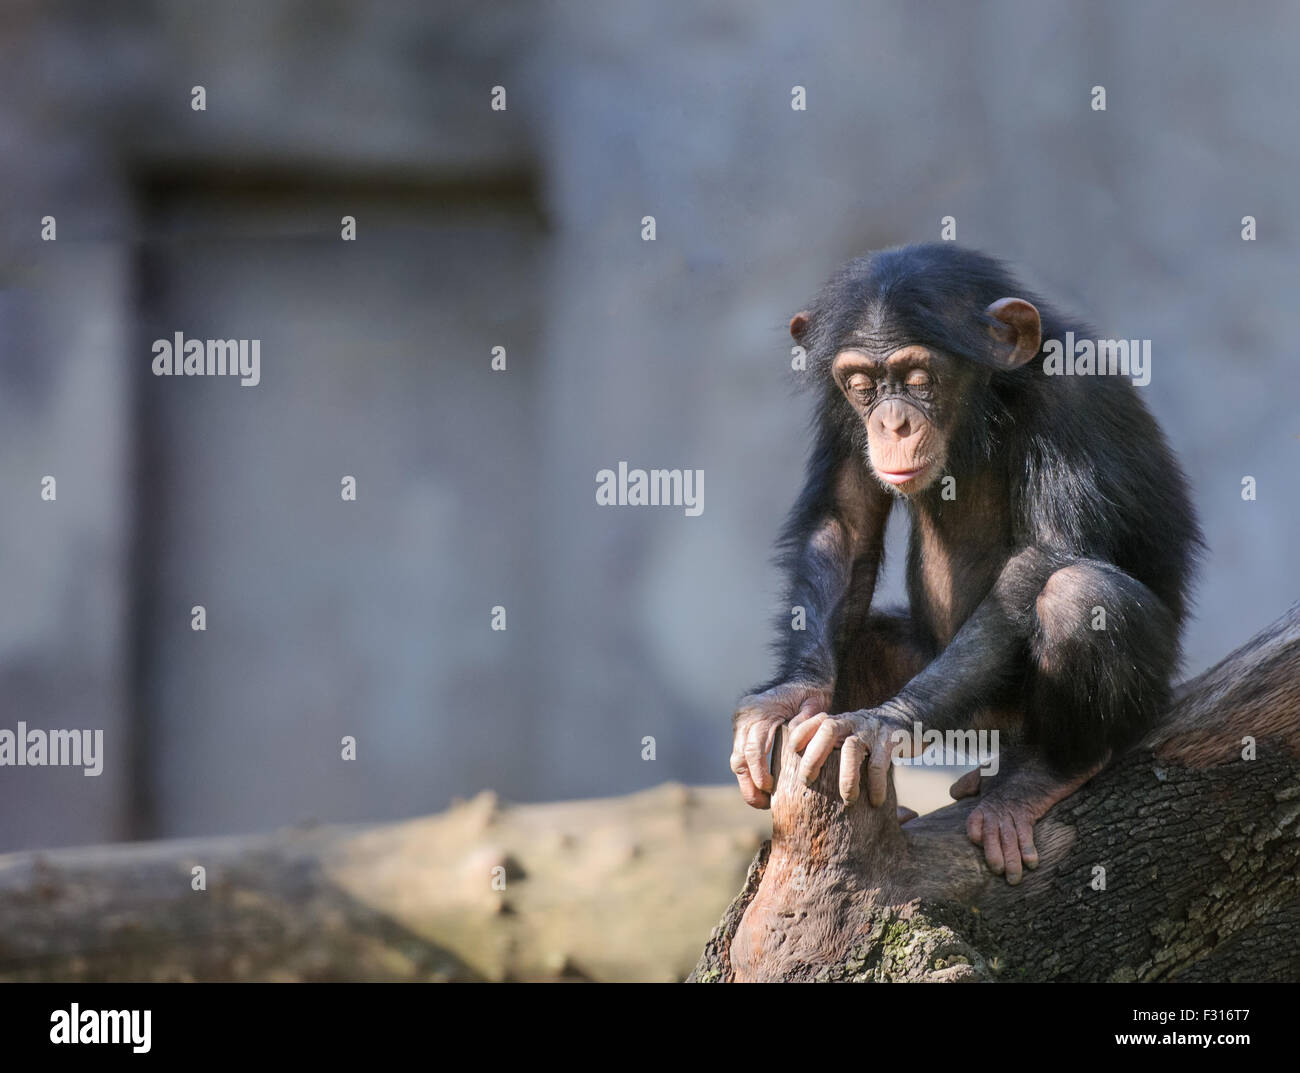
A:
[
  {"xmin": 792, "ymin": 294, "xmax": 1041, "ymax": 497},
  {"xmin": 831, "ymin": 345, "xmax": 973, "ymax": 495}
]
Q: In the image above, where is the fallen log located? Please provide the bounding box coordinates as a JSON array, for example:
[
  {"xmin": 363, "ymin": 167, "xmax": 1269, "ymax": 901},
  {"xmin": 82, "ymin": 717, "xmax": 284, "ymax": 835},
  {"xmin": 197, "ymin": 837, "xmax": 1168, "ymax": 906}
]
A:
[
  {"xmin": 690, "ymin": 605, "xmax": 1300, "ymax": 982},
  {"xmin": 0, "ymin": 783, "xmax": 769, "ymax": 982}
]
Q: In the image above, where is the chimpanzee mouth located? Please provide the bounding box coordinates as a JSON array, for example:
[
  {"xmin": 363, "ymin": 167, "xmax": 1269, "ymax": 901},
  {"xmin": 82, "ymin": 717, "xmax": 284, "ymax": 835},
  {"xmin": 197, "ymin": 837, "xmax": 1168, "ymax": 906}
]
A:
[{"xmin": 875, "ymin": 462, "xmax": 932, "ymax": 486}]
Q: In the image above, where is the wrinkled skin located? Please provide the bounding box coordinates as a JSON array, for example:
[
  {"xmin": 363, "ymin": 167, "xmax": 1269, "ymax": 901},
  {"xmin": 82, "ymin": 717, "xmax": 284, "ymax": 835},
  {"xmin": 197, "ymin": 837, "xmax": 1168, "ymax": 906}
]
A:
[
  {"xmin": 729, "ymin": 682, "xmax": 832, "ymax": 808},
  {"xmin": 786, "ymin": 707, "xmax": 915, "ymax": 807}
]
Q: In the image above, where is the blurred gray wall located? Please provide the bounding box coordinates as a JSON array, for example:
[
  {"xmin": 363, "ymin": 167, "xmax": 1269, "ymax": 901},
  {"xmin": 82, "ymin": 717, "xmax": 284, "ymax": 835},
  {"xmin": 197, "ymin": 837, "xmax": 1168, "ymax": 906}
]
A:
[{"xmin": 1, "ymin": 0, "xmax": 1297, "ymax": 851}]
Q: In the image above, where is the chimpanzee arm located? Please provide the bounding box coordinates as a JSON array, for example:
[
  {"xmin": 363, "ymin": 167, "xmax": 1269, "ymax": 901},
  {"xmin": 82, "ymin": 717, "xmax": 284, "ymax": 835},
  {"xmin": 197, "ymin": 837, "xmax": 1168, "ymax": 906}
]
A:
[
  {"xmin": 880, "ymin": 542, "xmax": 1176, "ymax": 768},
  {"xmin": 877, "ymin": 546, "xmax": 1057, "ymax": 731},
  {"xmin": 766, "ymin": 409, "xmax": 893, "ymax": 692},
  {"xmin": 730, "ymin": 406, "xmax": 892, "ymax": 808}
]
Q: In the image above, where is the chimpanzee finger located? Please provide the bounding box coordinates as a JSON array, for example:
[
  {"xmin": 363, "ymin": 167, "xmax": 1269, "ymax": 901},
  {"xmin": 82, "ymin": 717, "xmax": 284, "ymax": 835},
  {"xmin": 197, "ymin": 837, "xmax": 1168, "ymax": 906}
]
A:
[
  {"xmin": 1016, "ymin": 816, "xmax": 1039, "ymax": 871},
  {"xmin": 743, "ymin": 720, "xmax": 774, "ymax": 792},
  {"xmin": 839, "ymin": 736, "xmax": 866, "ymax": 803},
  {"xmin": 730, "ymin": 750, "xmax": 769, "ymax": 809},
  {"xmin": 729, "ymin": 740, "xmax": 746, "ymax": 777},
  {"xmin": 798, "ymin": 719, "xmax": 841, "ymax": 785},
  {"xmin": 788, "ymin": 711, "xmax": 829, "ymax": 753},
  {"xmin": 1000, "ymin": 818, "xmax": 1023, "ymax": 884},
  {"xmin": 982, "ymin": 812, "xmax": 1006, "ymax": 875},
  {"xmin": 896, "ymin": 806, "xmax": 919, "ymax": 824},
  {"xmin": 865, "ymin": 738, "xmax": 892, "ymax": 807},
  {"xmin": 761, "ymin": 720, "xmax": 781, "ymax": 783},
  {"xmin": 966, "ymin": 806, "xmax": 985, "ymax": 845}
]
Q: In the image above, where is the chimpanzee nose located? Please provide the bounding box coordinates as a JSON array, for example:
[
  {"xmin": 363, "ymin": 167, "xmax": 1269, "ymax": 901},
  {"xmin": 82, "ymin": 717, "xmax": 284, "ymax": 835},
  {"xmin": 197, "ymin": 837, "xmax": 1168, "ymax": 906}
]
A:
[{"xmin": 880, "ymin": 400, "xmax": 911, "ymax": 438}]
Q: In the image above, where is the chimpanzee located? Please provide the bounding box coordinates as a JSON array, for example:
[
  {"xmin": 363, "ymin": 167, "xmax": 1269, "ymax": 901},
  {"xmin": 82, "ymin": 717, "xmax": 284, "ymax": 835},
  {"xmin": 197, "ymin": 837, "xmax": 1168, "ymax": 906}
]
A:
[{"xmin": 730, "ymin": 243, "xmax": 1201, "ymax": 884}]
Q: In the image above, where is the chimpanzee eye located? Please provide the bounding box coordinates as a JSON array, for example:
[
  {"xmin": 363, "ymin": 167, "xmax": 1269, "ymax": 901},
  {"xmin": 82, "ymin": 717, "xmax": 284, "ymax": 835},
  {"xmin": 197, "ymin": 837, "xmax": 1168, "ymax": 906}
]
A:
[
  {"xmin": 905, "ymin": 370, "xmax": 932, "ymax": 389},
  {"xmin": 845, "ymin": 374, "xmax": 873, "ymax": 397}
]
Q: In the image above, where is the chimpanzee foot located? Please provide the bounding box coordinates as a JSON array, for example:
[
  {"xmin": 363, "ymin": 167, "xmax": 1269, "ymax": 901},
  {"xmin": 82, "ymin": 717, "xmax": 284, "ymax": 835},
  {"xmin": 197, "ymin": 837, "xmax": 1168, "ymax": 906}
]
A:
[
  {"xmin": 948, "ymin": 767, "xmax": 983, "ymax": 800},
  {"xmin": 964, "ymin": 756, "xmax": 1104, "ymax": 885}
]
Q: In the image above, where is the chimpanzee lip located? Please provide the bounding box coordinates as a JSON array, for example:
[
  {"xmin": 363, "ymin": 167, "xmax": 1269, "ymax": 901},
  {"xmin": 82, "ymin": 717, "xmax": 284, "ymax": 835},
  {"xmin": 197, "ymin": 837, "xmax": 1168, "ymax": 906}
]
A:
[{"xmin": 876, "ymin": 461, "xmax": 932, "ymax": 481}]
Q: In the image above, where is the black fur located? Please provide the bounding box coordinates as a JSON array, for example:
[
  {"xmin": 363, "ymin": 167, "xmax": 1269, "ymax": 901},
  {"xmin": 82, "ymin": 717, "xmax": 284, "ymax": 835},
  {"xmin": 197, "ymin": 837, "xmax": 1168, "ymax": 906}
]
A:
[{"xmin": 762, "ymin": 243, "xmax": 1202, "ymax": 774}]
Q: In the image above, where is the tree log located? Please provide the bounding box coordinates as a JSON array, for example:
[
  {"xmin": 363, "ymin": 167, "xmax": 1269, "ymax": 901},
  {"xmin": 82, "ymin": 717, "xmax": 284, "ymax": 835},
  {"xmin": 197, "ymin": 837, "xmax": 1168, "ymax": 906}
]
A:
[
  {"xmin": 690, "ymin": 605, "xmax": 1300, "ymax": 982},
  {"xmin": 0, "ymin": 783, "xmax": 769, "ymax": 982}
]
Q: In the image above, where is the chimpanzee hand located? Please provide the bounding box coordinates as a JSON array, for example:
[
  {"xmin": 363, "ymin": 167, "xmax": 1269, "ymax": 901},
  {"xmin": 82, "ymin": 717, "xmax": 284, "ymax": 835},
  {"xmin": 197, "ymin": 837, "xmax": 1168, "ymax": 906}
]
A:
[
  {"xmin": 730, "ymin": 682, "xmax": 832, "ymax": 808},
  {"xmin": 788, "ymin": 706, "xmax": 915, "ymax": 806}
]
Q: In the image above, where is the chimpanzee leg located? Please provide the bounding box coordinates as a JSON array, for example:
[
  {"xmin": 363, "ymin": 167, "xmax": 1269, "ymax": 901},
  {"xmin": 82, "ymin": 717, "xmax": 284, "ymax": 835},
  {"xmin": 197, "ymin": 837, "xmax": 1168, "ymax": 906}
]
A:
[
  {"xmin": 966, "ymin": 559, "xmax": 1178, "ymax": 883},
  {"xmin": 1026, "ymin": 560, "xmax": 1178, "ymax": 770}
]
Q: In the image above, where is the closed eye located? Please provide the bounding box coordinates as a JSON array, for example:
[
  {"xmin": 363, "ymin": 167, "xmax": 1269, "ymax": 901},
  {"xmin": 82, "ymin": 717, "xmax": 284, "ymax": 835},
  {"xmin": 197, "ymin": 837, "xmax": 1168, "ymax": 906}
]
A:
[{"xmin": 844, "ymin": 373, "xmax": 874, "ymax": 398}]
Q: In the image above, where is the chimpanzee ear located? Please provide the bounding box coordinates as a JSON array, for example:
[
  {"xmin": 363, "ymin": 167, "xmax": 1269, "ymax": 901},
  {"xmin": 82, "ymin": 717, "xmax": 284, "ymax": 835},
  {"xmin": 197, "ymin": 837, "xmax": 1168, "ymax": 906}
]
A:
[
  {"xmin": 789, "ymin": 311, "xmax": 811, "ymax": 342},
  {"xmin": 984, "ymin": 298, "xmax": 1041, "ymax": 368}
]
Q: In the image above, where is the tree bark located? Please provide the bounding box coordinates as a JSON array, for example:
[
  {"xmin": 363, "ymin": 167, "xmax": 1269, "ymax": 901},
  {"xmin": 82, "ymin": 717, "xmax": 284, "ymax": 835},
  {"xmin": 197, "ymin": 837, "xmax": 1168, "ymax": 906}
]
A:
[{"xmin": 690, "ymin": 605, "xmax": 1300, "ymax": 982}]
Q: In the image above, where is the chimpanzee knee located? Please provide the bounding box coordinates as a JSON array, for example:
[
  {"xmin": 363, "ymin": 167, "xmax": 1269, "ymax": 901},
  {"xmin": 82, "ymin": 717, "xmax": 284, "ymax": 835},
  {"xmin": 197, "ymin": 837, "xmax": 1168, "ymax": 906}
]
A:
[{"xmin": 1027, "ymin": 560, "xmax": 1178, "ymax": 773}]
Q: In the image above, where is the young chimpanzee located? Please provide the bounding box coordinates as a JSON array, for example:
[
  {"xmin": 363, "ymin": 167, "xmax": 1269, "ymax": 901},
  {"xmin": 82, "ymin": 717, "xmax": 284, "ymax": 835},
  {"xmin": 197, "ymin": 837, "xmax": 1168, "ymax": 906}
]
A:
[{"xmin": 730, "ymin": 243, "xmax": 1201, "ymax": 884}]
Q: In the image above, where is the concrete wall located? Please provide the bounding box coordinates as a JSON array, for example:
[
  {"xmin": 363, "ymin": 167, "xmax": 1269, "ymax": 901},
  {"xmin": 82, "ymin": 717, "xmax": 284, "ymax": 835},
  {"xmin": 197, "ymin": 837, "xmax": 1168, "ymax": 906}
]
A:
[{"xmin": 1, "ymin": 0, "xmax": 1296, "ymax": 850}]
